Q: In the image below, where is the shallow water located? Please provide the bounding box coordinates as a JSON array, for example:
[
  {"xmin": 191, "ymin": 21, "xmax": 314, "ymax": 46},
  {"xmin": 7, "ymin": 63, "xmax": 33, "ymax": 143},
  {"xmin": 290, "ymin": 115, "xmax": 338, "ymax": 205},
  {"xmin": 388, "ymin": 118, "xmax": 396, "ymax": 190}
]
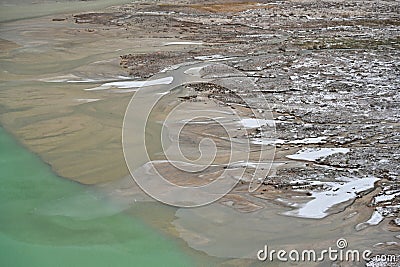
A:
[
  {"xmin": 0, "ymin": 2, "xmax": 209, "ymax": 266},
  {"xmin": 0, "ymin": 127, "xmax": 193, "ymax": 267}
]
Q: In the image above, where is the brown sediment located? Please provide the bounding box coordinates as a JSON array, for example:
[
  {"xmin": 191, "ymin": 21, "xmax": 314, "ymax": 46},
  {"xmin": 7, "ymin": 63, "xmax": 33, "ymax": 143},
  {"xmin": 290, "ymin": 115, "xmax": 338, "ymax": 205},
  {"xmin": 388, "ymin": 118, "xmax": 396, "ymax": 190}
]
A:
[
  {"xmin": 220, "ymin": 193, "xmax": 263, "ymax": 212},
  {"xmin": 74, "ymin": 12, "xmax": 127, "ymax": 25},
  {"xmin": 0, "ymin": 13, "xmax": 207, "ymax": 185},
  {"xmin": 160, "ymin": 2, "xmax": 274, "ymax": 14},
  {"xmin": 0, "ymin": 38, "xmax": 20, "ymax": 51},
  {"xmin": 0, "ymin": 81, "xmax": 132, "ymax": 184}
]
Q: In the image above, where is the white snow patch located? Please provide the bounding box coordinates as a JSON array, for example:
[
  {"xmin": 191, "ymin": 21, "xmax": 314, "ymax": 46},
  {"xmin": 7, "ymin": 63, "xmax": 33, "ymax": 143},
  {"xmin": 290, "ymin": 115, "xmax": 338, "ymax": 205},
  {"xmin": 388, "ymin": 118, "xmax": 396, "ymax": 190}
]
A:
[
  {"xmin": 252, "ymin": 139, "xmax": 286, "ymax": 145},
  {"xmin": 251, "ymin": 136, "xmax": 327, "ymax": 146},
  {"xmin": 366, "ymin": 211, "xmax": 385, "ymax": 225},
  {"xmin": 160, "ymin": 62, "xmax": 196, "ymax": 73},
  {"xmin": 136, "ymin": 11, "xmax": 171, "ymax": 15},
  {"xmin": 284, "ymin": 177, "xmax": 379, "ymax": 219},
  {"xmin": 184, "ymin": 66, "xmax": 207, "ymax": 76},
  {"xmin": 240, "ymin": 118, "xmax": 274, "ymax": 128},
  {"xmin": 85, "ymin": 77, "xmax": 174, "ymax": 91},
  {"xmin": 287, "ymin": 147, "xmax": 350, "ymax": 161},
  {"xmin": 355, "ymin": 209, "xmax": 385, "ymax": 231},
  {"xmin": 116, "ymin": 75, "xmax": 132, "ymax": 80},
  {"xmin": 163, "ymin": 41, "xmax": 203, "ymax": 46},
  {"xmin": 373, "ymin": 192, "xmax": 400, "ymax": 204},
  {"xmin": 194, "ymin": 55, "xmax": 236, "ymax": 62}
]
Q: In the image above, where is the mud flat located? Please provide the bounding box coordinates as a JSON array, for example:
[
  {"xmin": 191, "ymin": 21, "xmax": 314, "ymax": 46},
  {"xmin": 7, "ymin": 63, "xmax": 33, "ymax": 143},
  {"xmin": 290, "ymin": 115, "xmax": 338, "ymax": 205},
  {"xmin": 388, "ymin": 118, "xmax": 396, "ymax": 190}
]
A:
[{"xmin": 0, "ymin": 0, "xmax": 399, "ymax": 265}]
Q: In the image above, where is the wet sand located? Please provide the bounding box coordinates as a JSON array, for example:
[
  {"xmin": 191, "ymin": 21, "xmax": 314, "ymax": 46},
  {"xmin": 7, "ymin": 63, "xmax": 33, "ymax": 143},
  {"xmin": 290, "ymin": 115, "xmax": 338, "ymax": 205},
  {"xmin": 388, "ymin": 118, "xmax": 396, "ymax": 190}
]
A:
[{"xmin": 0, "ymin": 14, "xmax": 205, "ymax": 184}]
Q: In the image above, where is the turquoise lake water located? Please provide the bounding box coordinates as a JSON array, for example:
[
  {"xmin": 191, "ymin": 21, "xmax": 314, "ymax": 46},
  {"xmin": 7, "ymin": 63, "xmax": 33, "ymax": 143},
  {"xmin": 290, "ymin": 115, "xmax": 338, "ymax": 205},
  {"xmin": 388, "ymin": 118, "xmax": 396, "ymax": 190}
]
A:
[{"xmin": 0, "ymin": 127, "xmax": 192, "ymax": 266}]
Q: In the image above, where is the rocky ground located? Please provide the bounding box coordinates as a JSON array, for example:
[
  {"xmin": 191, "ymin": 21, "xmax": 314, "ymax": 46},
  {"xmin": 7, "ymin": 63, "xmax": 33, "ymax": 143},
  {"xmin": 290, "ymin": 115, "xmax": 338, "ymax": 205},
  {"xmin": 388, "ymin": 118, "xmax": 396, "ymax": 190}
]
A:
[{"xmin": 72, "ymin": 0, "xmax": 399, "ymax": 217}]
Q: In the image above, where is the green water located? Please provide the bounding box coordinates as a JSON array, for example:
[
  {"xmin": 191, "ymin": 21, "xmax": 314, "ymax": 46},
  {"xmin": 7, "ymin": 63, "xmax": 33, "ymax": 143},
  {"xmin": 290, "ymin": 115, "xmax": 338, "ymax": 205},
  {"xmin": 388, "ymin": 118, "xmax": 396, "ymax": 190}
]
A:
[{"xmin": 0, "ymin": 127, "xmax": 192, "ymax": 267}]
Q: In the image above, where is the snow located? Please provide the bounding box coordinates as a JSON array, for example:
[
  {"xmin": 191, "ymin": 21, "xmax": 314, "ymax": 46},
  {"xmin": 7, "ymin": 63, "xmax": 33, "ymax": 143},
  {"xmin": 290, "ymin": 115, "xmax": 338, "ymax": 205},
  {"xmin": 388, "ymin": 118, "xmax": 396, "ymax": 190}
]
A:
[
  {"xmin": 373, "ymin": 191, "xmax": 400, "ymax": 204},
  {"xmin": 184, "ymin": 66, "xmax": 207, "ymax": 76},
  {"xmin": 85, "ymin": 77, "xmax": 174, "ymax": 91},
  {"xmin": 136, "ymin": 11, "xmax": 172, "ymax": 15},
  {"xmin": 288, "ymin": 137, "xmax": 327, "ymax": 144},
  {"xmin": 251, "ymin": 138, "xmax": 286, "ymax": 145},
  {"xmin": 194, "ymin": 55, "xmax": 236, "ymax": 61},
  {"xmin": 287, "ymin": 147, "xmax": 350, "ymax": 161},
  {"xmin": 365, "ymin": 210, "xmax": 384, "ymax": 225},
  {"xmin": 251, "ymin": 136, "xmax": 327, "ymax": 146},
  {"xmin": 355, "ymin": 209, "xmax": 385, "ymax": 231},
  {"xmin": 284, "ymin": 177, "xmax": 379, "ymax": 219},
  {"xmin": 240, "ymin": 118, "xmax": 274, "ymax": 128}
]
